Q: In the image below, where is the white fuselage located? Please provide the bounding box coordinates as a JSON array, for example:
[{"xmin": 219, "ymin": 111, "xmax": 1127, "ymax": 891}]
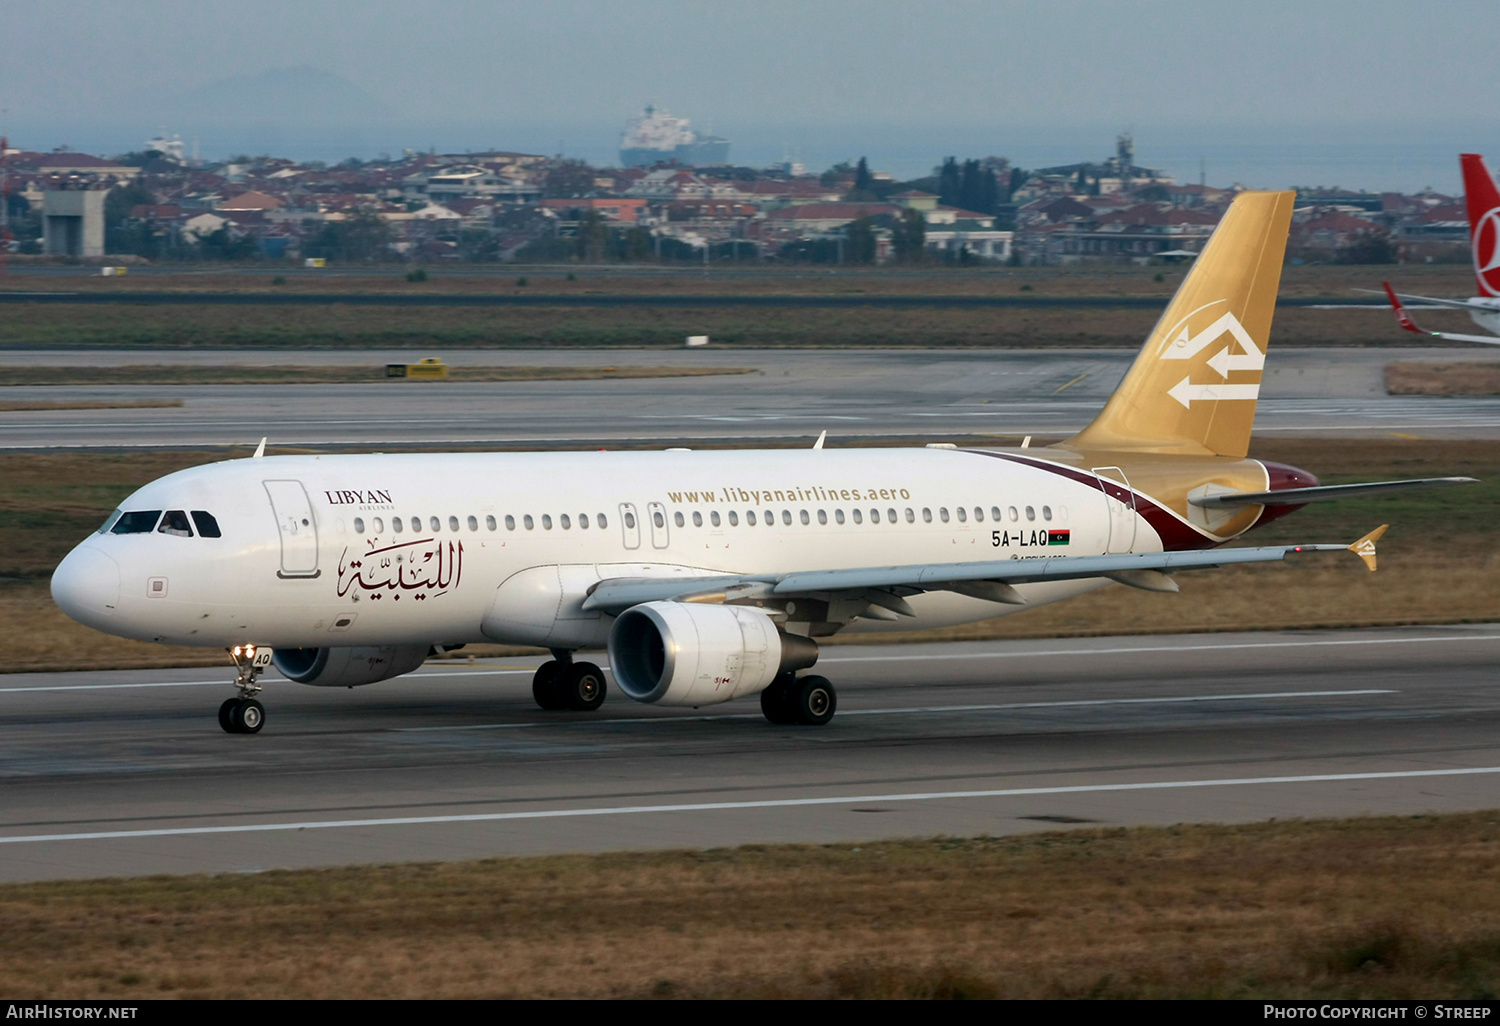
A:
[{"xmin": 51, "ymin": 448, "xmax": 1219, "ymax": 652}]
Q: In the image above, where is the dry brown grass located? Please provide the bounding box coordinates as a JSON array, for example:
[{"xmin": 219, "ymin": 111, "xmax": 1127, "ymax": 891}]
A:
[
  {"xmin": 0, "ymin": 261, "xmax": 1476, "ymax": 299},
  {"xmin": 0, "ymin": 365, "xmax": 752, "ymax": 386},
  {"xmin": 2, "ymin": 813, "xmax": 1499, "ymax": 998},
  {"xmin": 1, "ymin": 437, "xmax": 1494, "ymax": 673},
  {"xmin": 0, "ymin": 399, "xmax": 183, "ymax": 411},
  {"xmin": 1386, "ymin": 362, "xmax": 1500, "ymax": 396}
]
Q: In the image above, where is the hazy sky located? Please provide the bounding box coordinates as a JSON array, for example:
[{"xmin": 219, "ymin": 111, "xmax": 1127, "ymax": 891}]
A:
[{"xmin": 4, "ymin": 1, "xmax": 1498, "ymax": 189}]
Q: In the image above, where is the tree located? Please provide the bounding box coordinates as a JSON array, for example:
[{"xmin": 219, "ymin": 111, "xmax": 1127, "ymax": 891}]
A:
[
  {"xmin": 104, "ymin": 181, "xmax": 158, "ymax": 254},
  {"xmin": 958, "ymin": 159, "xmax": 998, "ymax": 215},
  {"xmin": 308, "ymin": 209, "xmax": 393, "ymax": 263},
  {"xmin": 938, "ymin": 158, "xmax": 961, "ymax": 207},
  {"xmin": 845, "ymin": 217, "xmax": 877, "ymax": 265},
  {"xmin": 542, "ymin": 159, "xmax": 599, "ymax": 199},
  {"xmin": 575, "ymin": 210, "xmax": 609, "ymax": 262},
  {"xmin": 891, "ymin": 208, "xmax": 926, "ymax": 264},
  {"xmin": 854, "ymin": 157, "xmax": 873, "ymax": 194},
  {"xmin": 1335, "ymin": 231, "xmax": 1397, "ymax": 265}
]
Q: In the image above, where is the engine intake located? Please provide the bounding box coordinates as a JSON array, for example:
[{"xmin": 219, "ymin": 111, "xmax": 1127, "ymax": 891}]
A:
[
  {"xmin": 272, "ymin": 645, "xmax": 429, "ymax": 688},
  {"xmin": 609, "ymin": 601, "xmax": 818, "ymax": 707}
]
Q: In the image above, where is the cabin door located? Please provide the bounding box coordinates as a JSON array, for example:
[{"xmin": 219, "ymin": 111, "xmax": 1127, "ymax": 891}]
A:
[
  {"xmin": 618, "ymin": 502, "xmax": 642, "ymax": 550},
  {"xmin": 264, "ymin": 479, "xmax": 320, "ymax": 578},
  {"xmin": 1091, "ymin": 466, "xmax": 1137, "ymax": 554}
]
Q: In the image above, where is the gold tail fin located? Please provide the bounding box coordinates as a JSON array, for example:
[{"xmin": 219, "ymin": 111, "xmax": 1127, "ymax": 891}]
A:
[
  {"xmin": 1348, "ymin": 524, "xmax": 1388, "ymax": 571},
  {"xmin": 1064, "ymin": 190, "xmax": 1295, "ymax": 459}
]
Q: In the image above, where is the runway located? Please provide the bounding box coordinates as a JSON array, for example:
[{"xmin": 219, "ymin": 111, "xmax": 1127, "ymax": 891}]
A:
[
  {"xmin": 2, "ymin": 624, "xmax": 1497, "ymax": 882},
  {"xmin": 3, "ymin": 347, "xmax": 1499, "ymax": 448}
]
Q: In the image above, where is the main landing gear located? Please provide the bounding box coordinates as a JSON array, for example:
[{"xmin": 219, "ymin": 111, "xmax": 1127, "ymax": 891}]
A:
[
  {"xmin": 220, "ymin": 643, "xmax": 272, "ymax": 734},
  {"xmin": 532, "ymin": 650, "xmax": 607, "ymax": 712},
  {"xmin": 760, "ymin": 672, "xmax": 837, "ymax": 726}
]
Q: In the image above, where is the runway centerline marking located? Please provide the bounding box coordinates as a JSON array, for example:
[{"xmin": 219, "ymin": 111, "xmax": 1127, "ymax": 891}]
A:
[
  {"xmin": 3, "ymin": 766, "xmax": 1496, "ymax": 846},
  {"xmin": 391, "ymin": 688, "xmax": 1397, "ymax": 732}
]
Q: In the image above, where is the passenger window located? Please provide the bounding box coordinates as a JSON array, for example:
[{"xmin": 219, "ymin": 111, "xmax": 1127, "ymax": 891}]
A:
[
  {"xmin": 597, "ymin": 513, "xmax": 607, "ymax": 528},
  {"xmin": 449, "ymin": 516, "xmax": 460, "ymax": 532},
  {"xmin": 852, "ymin": 509, "xmax": 862, "ymax": 524},
  {"xmin": 922, "ymin": 508, "xmax": 933, "ymax": 523},
  {"xmin": 580, "ymin": 514, "xmax": 590, "ymax": 529},
  {"xmin": 354, "ymin": 516, "xmax": 366, "ymax": 534},
  {"xmin": 393, "ymin": 517, "xmax": 404, "ymax": 534},
  {"xmin": 835, "ymin": 509, "xmax": 845, "ymax": 524},
  {"xmin": 652, "ymin": 511, "xmax": 664, "ymax": 529},
  {"xmin": 692, "ymin": 511, "xmax": 702, "ymax": 527},
  {"xmin": 1009, "ymin": 507, "xmax": 1019, "ymax": 522},
  {"xmin": 542, "ymin": 515, "xmax": 553, "ymax": 530},
  {"xmin": 411, "ymin": 517, "xmax": 422, "ymax": 532},
  {"xmin": 98, "ymin": 510, "xmax": 123, "ymax": 535},
  {"xmin": 1042, "ymin": 506, "xmax": 1053, "ymax": 521},
  {"xmin": 430, "ymin": 516, "xmax": 441, "ymax": 532},
  {"xmin": 560, "ymin": 514, "xmax": 571, "ymax": 529},
  {"xmin": 905, "ymin": 508, "xmax": 915, "ymax": 523},
  {"xmin": 1026, "ymin": 506, "xmax": 1036, "ymax": 521},
  {"xmin": 730, "ymin": 511, "xmax": 740, "ymax": 526},
  {"xmin": 624, "ymin": 511, "xmax": 636, "ymax": 529},
  {"xmin": 524, "ymin": 515, "xmax": 534, "ymax": 530},
  {"xmin": 887, "ymin": 508, "xmax": 897, "ymax": 523},
  {"xmin": 746, "ymin": 511, "xmax": 756, "ymax": 526},
  {"xmin": 940, "ymin": 508, "xmax": 950, "ymax": 523},
  {"xmin": 956, "ymin": 507, "xmax": 967, "ymax": 523},
  {"xmin": 468, "ymin": 515, "xmax": 479, "ymax": 531},
  {"xmin": 111, "ymin": 510, "xmax": 162, "ymax": 534},
  {"xmin": 158, "ymin": 510, "xmax": 193, "ymax": 537},
  {"xmin": 869, "ymin": 509, "xmax": 880, "ymax": 524},
  {"xmin": 674, "ymin": 512, "xmax": 684, "ymax": 527},
  {"xmin": 817, "ymin": 510, "xmax": 827, "ymax": 525},
  {"xmin": 373, "ymin": 517, "xmax": 385, "ymax": 533},
  {"xmin": 710, "ymin": 511, "xmax": 721, "ymax": 527},
  {"xmin": 974, "ymin": 507, "xmax": 984, "ymax": 522},
  {"xmin": 991, "ymin": 506, "xmax": 1002, "ymax": 522},
  {"xmin": 797, "ymin": 510, "xmax": 807, "ymax": 525},
  {"xmin": 191, "ymin": 511, "xmax": 222, "ymax": 538}
]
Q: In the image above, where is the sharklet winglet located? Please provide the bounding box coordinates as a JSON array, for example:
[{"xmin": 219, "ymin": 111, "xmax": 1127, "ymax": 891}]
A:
[{"xmin": 1347, "ymin": 525, "xmax": 1388, "ymax": 572}]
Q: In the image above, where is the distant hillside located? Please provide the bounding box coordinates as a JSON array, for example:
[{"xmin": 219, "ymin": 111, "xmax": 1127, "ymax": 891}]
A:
[{"xmin": 161, "ymin": 66, "xmax": 397, "ymax": 126}]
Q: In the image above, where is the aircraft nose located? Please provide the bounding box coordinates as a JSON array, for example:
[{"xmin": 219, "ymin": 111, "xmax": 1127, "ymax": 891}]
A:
[{"xmin": 51, "ymin": 544, "xmax": 121, "ymax": 628}]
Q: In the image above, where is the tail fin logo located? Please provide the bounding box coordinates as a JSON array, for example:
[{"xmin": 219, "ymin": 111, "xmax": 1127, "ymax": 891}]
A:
[
  {"xmin": 1156, "ymin": 302, "xmax": 1265, "ymax": 409},
  {"xmin": 1473, "ymin": 206, "xmax": 1500, "ymax": 297}
]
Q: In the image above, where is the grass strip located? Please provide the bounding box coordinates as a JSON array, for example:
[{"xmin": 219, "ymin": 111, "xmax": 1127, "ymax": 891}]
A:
[
  {"xmin": 0, "ymin": 365, "xmax": 753, "ymax": 386},
  {"xmin": 1385, "ymin": 362, "xmax": 1500, "ymax": 396},
  {"xmin": 0, "ymin": 437, "xmax": 1494, "ymax": 673},
  {"xmin": 2, "ymin": 812, "xmax": 1499, "ymax": 998},
  {"xmin": 0, "ymin": 399, "xmax": 184, "ymax": 411}
]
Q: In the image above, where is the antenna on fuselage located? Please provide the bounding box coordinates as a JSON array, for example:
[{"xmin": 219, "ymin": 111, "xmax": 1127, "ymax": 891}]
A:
[
  {"xmin": 812, "ymin": 430, "xmax": 827, "ymax": 450},
  {"xmin": 253, "ymin": 437, "xmax": 266, "ymax": 458}
]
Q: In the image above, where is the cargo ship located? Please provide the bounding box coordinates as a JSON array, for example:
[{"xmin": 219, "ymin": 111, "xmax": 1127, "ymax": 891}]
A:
[{"xmin": 619, "ymin": 104, "xmax": 730, "ymax": 167}]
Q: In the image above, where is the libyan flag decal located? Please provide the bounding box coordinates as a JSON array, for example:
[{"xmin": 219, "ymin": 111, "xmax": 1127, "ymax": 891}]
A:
[{"xmin": 1047, "ymin": 530, "xmax": 1071, "ymax": 546}]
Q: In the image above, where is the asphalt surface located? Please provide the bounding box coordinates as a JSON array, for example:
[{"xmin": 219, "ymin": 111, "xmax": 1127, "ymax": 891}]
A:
[
  {"xmin": 3, "ymin": 347, "xmax": 1499, "ymax": 448},
  {"xmin": 1, "ymin": 624, "xmax": 1497, "ymax": 882}
]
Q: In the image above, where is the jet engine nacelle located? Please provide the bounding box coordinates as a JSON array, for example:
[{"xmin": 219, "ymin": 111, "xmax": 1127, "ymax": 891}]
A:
[
  {"xmin": 609, "ymin": 601, "xmax": 819, "ymax": 707},
  {"xmin": 272, "ymin": 645, "xmax": 429, "ymax": 688}
]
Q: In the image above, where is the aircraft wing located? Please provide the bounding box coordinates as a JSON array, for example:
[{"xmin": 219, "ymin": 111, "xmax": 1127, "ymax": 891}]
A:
[
  {"xmin": 1190, "ymin": 477, "xmax": 1477, "ymax": 509},
  {"xmin": 1370, "ymin": 282, "xmax": 1500, "ymax": 344},
  {"xmin": 579, "ymin": 528, "xmax": 1389, "ymax": 615},
  {"xmin": 1354, "ymin": 287, "xmax": 1486, "ymax": 311}
]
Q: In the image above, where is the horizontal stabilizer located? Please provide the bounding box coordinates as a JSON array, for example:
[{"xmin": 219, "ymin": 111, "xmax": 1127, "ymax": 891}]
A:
[{"xmin": 1189, "ymin": 476, "xmax": 1478, "ymax": 509}]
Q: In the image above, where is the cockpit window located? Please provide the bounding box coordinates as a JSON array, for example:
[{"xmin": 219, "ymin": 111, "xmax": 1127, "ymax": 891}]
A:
[
  {"xmin": 98, "ymin": 510, "xmax": 123, "ymax": 535},
  {"xmin": 191, "ymin": 511, "xmax": 222, "ymax": 538},
  {"xmin": 111, "ymin": 511, "xmax": 163, "ymax": 534},
  {"xmin": 158, "ymin": 510, "xmax": 193, "ymax": 537}
]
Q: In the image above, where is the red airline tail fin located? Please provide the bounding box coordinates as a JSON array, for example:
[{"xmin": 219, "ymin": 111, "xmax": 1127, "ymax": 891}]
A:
[
  {"xmin": 1460, "ymin": 153, "xmax": 1500, "ymax": 297},
  {"xmin": 1382, "ymin": 282, "xmax": 1424, "ymax": 334}
]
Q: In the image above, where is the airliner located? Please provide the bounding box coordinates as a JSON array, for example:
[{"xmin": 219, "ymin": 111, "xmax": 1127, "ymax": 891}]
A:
[
  {"xmin": 51, "ymin": 191, "xmax": 1474, "ymax": 734},
  {"xmin": 1377, "ymin": 152, "xmax": 1500, "ymax": 345}
]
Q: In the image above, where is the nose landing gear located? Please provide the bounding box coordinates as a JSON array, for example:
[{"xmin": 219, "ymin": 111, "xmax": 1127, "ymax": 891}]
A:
[{"xmin": 220, "ymin": 644, "xmax": 272, "ymax": 734}]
